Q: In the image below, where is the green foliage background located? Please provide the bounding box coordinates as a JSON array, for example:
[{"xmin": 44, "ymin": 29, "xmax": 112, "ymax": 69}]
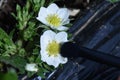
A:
[{"xmin": 0, "ymin": 0, "xmax": 57, "ymax": 79}]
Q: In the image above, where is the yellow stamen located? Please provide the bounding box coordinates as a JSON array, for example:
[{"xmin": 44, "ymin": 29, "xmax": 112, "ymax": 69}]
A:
[
  {"xmin": 46, "ymin": 14, "xmax": 61, "ymax": 27},
  {"xmin": 46, "ymin": 40, "xmax": 60, "ymax": 57}
]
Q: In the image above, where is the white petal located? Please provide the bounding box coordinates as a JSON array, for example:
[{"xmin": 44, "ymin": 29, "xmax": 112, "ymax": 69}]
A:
[
  {"xmin": 46, "ymin": 56, "xmax": 67, "ymax": 68},
  {"xmin": 53, "ymin": 60, "xmax": 60, "ymax": 68},
  {"xmin": 41, "ymin": 53, "xmax": 62, "ymax": 68},
  {"xmin": 40, "ymin": 35, "xmax": 47, "ymax": 50},
  {"xmin": 57, "ymin": 26, "xmax": 69, "ymax": 31},
  {"xmin": 44, "ymin": 30, "xmax": 56, "ymax": 41},
  {"xmin": 40, "ymin": 35, "xmax": 51, "ymax": 48},
  {"xmin": 62, "ymin": 18, "xmax": 70, "ymax": 25},
  {"xmin": 40, "ymin": 35, "xmax": 49, "ymax": 50},
  {"xmin": 48, "ymin": 57, "xmax": 60, "ymax": 68},
  {"xmin": 38, "ymin": 7, "xmax": 47, "ymax": 17},
  {"xmin": 55, "ymin": 32, "xmax": 68, "ymax": 43},
  {"xmin": 40, "ymin": 30, "xmax": 56, "ymax": 50},
  {"xmin": 47, "ymin": 3, "xmax": 59, "ymax": 14},
  {"xmin": 41, "ymin": 50, "xmax": 49, "ymax": 62},
  {"xmin": 57, "ymin": 8, "xmax": 69, "ymax": 24},
  {"xmin": 41, "ymin": 30, "xmax": 56, "ymax": 42},
  {"xmin": 37, "ymin": 7, "xmax": 48, "ymax": 25},
  {"xmin": 50, "ymin": 55, "xmax": 68, "ymax": 67},
  {"xmin": 57, "ymin": 54, "xmax": 68, "ymax": 64},
  {"xmin": 57, "ymin": 8, "xmax": 69, "ymax": 19},
  {"xmin": 37, "ymin": 16, "xmax": 48, "ymax": 25},
  {"xmin": 61, "ymin": 58, "xmax": 68, "ymax": 64},
  {"xmin": 43, "ymin": 55, "xmax": 58, "ymax": 68},
  {"xmin": 41, "ymin": 50, "xmax": 67, "ymax": 68},
  {"xmin": 62, "ymin": 19, "xmax": 70, "ymax": 25}
]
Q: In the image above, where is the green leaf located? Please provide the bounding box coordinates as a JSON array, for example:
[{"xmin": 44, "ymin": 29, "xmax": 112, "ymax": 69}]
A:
[
  {"xmin": 37, "ymin": 70, "xmax": 45, "ymax": 78},
  {"xmin": 33, "ymin": 47, "xmax": 39, "ymax": 55},
  {"xmin": 0, "ymin": 56, "xmax": 27, "ymax": 74},
  {"xmin": 9, "ymin": 29, "xmax": 15, "ymax": 39},
  {"xmin": 40, "ymin": 0, "xmax": 45, "ymax": 7},
  {"xmin": 0, "ymin": 28, "xmax": 16, "ymax": 56},
  {"xmin": 43, "ymin": 63, "xmax": 54, "ymax": 71},
  {"xmin": 35, "ymin": 56, "xmax": 41, "ymax": 63},
  {"xmin": 0, "ymin": 28, "xmax": 14, "ymax": 45},
  {"xmin": 0, "ymin": 71, "xmax": 18, "ymax": 80},
  {"xmin": 27, "ymin": 72, "xmax": 36, "ymax": 78}
]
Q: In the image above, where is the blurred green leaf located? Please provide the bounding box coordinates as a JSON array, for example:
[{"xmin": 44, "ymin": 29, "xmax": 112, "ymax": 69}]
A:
[
  {"xmin": 27, "ymin": 71, "xmax": 36, "ymax": 78},
  {"xmin": 9, "ymin": 29, "xmax": 15, "ymax": 39},
  {"xmin": 0, "ymin": 28, "xmax": 16, "ymax": 56},
  {"xmin": 0, "ymin": 71, "xmax": 18, "ymax": 80},
  {"xmin": 37, "ymin": 68, "xmax": 46, "ymax": 78},
  {"xmin": 40, "ymin": 0, "xmax": 45, "ymax": 7},
  {"xmin": 33, "ymin": 48, "xmax": 39, "ymax": 55},
  {"xmin": 33, "ymin": 0, "xmax": 45, "ymax": 13},
  {"xmin": 43, "ymin": 63, "xmax": 54, "ymax": 71},
  {"xmin": 35, "ymin": 55, "xmax": 41, "ymax": 63},
  {"xmin": 0, "ymin": 56, "xmax": 27, "ymax": 74},
  {"xmin": 0, "ymin": 28, "xmax": 14, "ymax": 45},
  {"xmin": 23, "ymin": 21, "xmax": 36, "ymax": 41}
]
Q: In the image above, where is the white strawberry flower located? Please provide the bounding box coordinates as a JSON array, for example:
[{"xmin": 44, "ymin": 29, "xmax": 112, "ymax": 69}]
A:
[
  {"xmin": 40, "ymin": 30, "xmax": 68, "ymax": 68},
  {"xmin": 37, "ymin": 3, "xmax": 70, "ymax": 31}
]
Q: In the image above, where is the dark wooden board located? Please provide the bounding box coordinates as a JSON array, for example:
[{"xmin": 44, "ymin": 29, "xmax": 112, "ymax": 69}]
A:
[{"xmin": 47, "ymin": 1, "xmax": 120, "ymax": 80}]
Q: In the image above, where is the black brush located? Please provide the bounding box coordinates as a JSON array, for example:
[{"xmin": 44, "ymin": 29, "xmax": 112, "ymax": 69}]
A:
[{"xmin": 60, "ymin": 42, "xmax": 120, "ymax": 68}]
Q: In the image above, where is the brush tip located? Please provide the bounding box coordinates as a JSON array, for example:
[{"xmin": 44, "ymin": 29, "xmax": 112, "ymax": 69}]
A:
[{"xmin": 60, "ymin": 42, "xmax": 80, "ymax": 58}]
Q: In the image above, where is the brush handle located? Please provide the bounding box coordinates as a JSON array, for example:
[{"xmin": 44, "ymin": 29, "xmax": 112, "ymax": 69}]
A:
[{"xmin": 60, "ymin": 42, "xmax": 120, "ymax": 68}]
